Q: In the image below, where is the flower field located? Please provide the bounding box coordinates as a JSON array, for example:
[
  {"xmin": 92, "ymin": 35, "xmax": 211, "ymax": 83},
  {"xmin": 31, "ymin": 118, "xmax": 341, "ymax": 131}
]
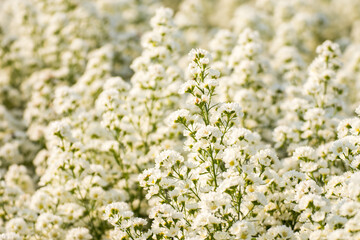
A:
[{"xmin": 1, "ymin": 0, "xmax": 360, "ymax": 239}]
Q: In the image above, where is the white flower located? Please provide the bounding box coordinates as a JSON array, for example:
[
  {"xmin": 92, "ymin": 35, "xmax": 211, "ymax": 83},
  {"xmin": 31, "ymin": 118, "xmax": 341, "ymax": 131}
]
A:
[
  {"xmin": 195, "ymin": 125, "xmax": 221, "ymax": 140},
  {"xmin": 208, "ymin": 69, "xmax": 220, "ymax": 78},
  {"xmin": 104, "ymin": 202, "xmax": 132, "ymax": 222},
  {"xmin": 65, "ymin": 228, "xmax": 92, "ymax": 240},
  {"xmin": 214, "ymin": 231, "xmax": 230, "ymax": 240},
  {"xmin": 339, "ymin": 201, "xmax": 360, "ymax": 217},
  {"xmin": 104, "ymin": 77, "xmax": 130, "ymax": 91},
  {"xmin": 218, "ymin": 102, "xmax": 243, "ymax": 118},
  {"xmin": 166, "ymin": 109, "xmax": 190, "ymax": 126},
  {"xmin": 293, "ymin": 146, "xmax": 317, "ymax": 162},
  {"xmin": 155, "ymin": 150, "xmax": 184, "ymax": 169},
  {"xmin": 222, "ymin": 147, "xmax": 239, "ymax": 168},
  {"xmin": 150, "ymin": 7, "xmax": 174, "ymax": 29},
  {"xmin": 229, "ymin": 220, "xmax": 255, "ymax": 239},
  {"xmin": 295, "ymin": 180, "xmax": 322, "ymax": 200},
  {"xmin": 200, "ymin": 192, "xmax": 231, "ymax": 211},
  {"xmin": 267, "ymin": 226, "xmax": 294, "ymax": 239},
  {"xmin": 193, "ymin": 211, "xmax": 222, "ymax": 227},
  {"xmin": 0, "ymin": 233, "xmax": 21, "ymax": 240},
  {"xmin": 5, "ymin": 218, "xmax": 28, "ymax": 235},
  {"xmin": 0, "ymin": 142, "xmax": 24, "ymax": 164},
  {"xmin": 179, "ymin": 80, "xmax": 196, "ymax": 94},
  {"xmin": 252, "ymin": 149, "xmax": 279, "ymax": 167},
  {"xmin": 188, "ymin": 48, "xmax": 210, "ymax": 62}
]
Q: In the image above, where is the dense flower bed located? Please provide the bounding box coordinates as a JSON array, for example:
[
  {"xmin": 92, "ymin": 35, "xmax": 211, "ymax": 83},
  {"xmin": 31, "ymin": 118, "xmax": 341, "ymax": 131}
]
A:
[{"xmin": 1, "ymin": 0, "xmax": 360, "ymax": 239}]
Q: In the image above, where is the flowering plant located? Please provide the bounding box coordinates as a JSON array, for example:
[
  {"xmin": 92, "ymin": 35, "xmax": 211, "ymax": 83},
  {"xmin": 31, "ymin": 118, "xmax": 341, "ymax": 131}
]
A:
[{"xmin": 1, "ymin": 1, "xmax": 360, "ymax": 240}]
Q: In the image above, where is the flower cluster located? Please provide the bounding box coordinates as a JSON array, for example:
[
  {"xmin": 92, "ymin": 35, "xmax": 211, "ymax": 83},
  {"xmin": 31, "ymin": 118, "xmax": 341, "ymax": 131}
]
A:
[
  {"xmin": 105, "ymin": 44, "xmax": 360, "ymax": 239},
  {"xmin": 2, "ymin": 0, "xmax": 360, "ymax": 239},
  {"xmin": 274, "ymin": 40, "xmax": 346, "ymax": 155}
]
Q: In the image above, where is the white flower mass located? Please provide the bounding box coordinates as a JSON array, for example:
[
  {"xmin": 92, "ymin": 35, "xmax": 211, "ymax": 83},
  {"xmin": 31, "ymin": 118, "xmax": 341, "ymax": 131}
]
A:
[{"xmin": 1, "ymin": 0, "xmax": 360, "ymax": 239}]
